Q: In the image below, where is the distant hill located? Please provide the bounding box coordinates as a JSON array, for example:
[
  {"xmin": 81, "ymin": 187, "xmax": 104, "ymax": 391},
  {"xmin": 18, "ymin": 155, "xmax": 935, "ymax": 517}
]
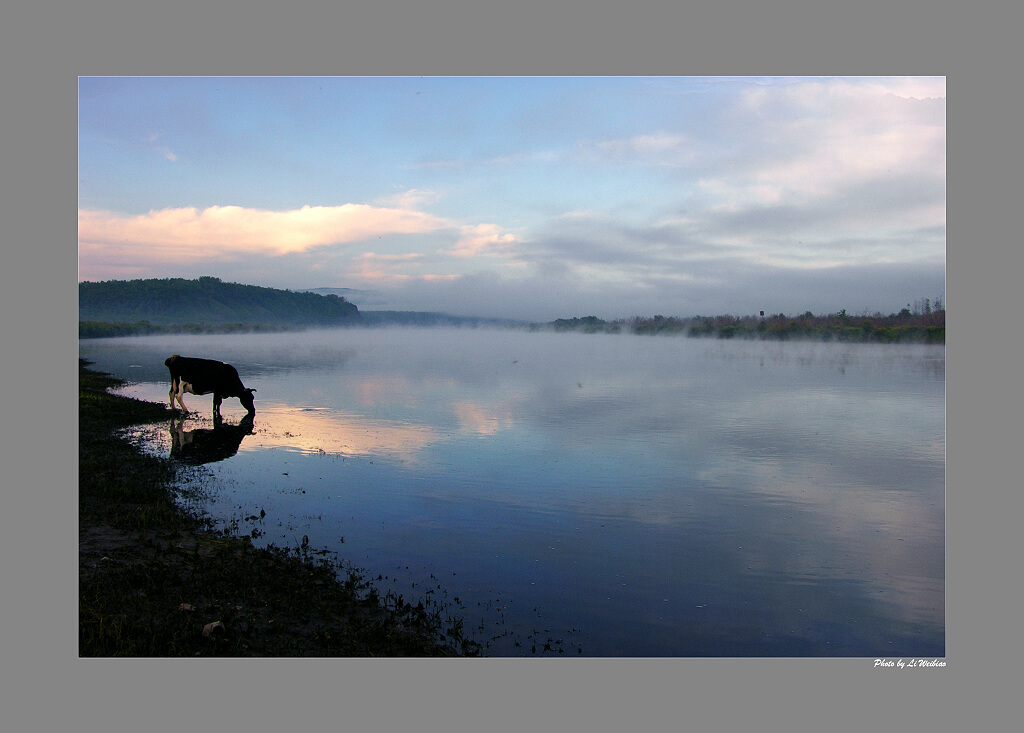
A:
[
  {"xmin": 297, "ymin": 289, "xmax": 525, "ymax": 328},
  {"xmin": 358, "ymin": 311, "xmax": 524, "ymax": 328},
  {"xmin": 79, "ymin": 276, "xmax": 361, "ymax": 328},
  {"xmin": 298, "ymin": 287, "xmax": 387, "ymax": 309}
]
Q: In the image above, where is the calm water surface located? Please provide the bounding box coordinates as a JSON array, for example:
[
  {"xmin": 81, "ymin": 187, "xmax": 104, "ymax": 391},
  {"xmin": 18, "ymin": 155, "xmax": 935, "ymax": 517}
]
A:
[{"xmin": 80, "ymin": 328, "xmax": 945, "ymax": 657}]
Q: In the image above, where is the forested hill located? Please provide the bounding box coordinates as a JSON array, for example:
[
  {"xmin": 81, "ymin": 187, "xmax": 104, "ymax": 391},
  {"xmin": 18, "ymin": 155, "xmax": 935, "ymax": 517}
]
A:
[{"xmin": 79, "ymin": 277, "xmax": 360, "ymax": 328}]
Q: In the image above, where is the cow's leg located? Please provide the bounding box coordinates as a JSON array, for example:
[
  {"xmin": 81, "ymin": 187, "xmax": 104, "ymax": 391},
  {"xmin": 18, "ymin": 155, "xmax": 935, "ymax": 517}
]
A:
[
  {"xmin": 169, "ymin": 377, "xmax": 179, "ymax": 410},
  {"xmin": 174, "ymin": 381, "xmax": 191, "ymax": 414},
  {"xmin": 213, "ymin": 393, "xmax": 223, "ymax": 417}
]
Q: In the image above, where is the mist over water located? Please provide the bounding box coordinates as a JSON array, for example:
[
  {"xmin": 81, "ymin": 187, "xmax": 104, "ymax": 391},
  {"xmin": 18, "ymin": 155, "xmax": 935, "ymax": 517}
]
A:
[{"xmin": 81, "ymin": 327, "xmax": 945, "ymax": 656}]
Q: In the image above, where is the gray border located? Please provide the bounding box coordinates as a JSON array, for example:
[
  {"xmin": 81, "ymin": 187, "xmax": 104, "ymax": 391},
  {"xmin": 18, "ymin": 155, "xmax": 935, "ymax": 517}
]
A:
[{"xmin": 8, "ymin": 0, "xmax": 989, "ymax": 729}]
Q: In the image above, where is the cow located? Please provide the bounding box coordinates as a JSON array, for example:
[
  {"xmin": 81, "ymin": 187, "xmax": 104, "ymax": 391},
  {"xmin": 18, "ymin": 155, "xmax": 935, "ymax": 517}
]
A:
[{"xmin": 165, "ymin": 354, "xmax": 256, "ymax": 416}]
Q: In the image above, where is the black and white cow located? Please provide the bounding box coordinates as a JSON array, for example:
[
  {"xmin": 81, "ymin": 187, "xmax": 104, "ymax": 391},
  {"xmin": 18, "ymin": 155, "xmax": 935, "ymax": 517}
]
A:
[{"xmin": 165, "ymin": 354, "xmax": 256, "ymax": 416}]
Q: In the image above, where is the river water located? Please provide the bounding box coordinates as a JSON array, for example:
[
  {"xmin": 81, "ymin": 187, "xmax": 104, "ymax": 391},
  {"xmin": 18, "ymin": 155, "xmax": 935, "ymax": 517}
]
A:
[{"xmin": 80, "ymin": 327, "xmax": 945, "ymax": 657}]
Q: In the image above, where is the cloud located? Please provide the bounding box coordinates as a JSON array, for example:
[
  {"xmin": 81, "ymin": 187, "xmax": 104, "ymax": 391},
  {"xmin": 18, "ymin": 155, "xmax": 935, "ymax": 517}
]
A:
[
  {"xmin": 78, "ymin": 201, "xmax": 523, "ymax": 284},
  {"xmin": 714, "ymin": 78, "xmax": 945, "ymax": 207},
  {"xmin": 374, "ymin": 188, "xmax": 443, "ymax": 208},
  {"xmin": 146, "ymin": 132, "xmax": 179, "ymax": 162},
  {"xmin": 344, "ymin": 252, "xmax": 463, "ymax": 285},
  {"xmin": 77, "ymin": 200, "xmax": 524, "ymax": 289},
  {"xmin": 360, "ymin": 252, "xmax": 425, "ymax": 262},
  {"xmin": 445, "ymin": 224, "xmax": 521, "ymax": 258},
  {"xmin": 588, "ymin": 132, "xmax": 698, "ymax": 166},
  {"xmin": 78, "ymin": 204, "xmax": 452, "ymax": 260},
  {"xmin": 518, "ymin": 211, "xmax": 756, "ymax": 288}
]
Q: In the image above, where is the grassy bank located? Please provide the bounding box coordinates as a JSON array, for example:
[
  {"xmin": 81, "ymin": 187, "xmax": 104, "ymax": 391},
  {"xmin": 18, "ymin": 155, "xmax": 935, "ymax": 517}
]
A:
[{"xmin": 79, "ymin": 360, "xmax": 477, "ymax": 656}]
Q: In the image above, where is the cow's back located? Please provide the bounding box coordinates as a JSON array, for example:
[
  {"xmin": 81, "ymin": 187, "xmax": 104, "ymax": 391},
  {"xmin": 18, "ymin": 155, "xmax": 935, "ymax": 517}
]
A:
[{"xmin": 166, "ymin": 355, "xmax": 245, "ymax": 396}]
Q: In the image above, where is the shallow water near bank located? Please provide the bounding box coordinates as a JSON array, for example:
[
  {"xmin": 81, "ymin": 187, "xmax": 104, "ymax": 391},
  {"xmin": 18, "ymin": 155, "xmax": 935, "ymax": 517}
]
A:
[{"xmin": 80, "ymin": 327, "xmax": 945, "ymax": 656}]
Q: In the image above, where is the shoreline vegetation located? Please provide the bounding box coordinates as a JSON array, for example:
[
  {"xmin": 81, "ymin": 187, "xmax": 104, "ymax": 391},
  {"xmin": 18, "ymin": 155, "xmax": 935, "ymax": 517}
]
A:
[
  {"xmin": 81, "ymin": 308, "xmax": 945, "ymax": 343},
  {"xmin": 542, "ymin": 306, "xmax": 945, "ymax": 343},
  {"xmin": 77, "ymin": 278, "xmax": 942, "ymax": 343},
  {"xmin": 79, "ymin": 277, "xmax": 944, "ymax": 343},
  {"xmin": 79, "ymin": 359, "xmax": 479, "ymax": 656}
]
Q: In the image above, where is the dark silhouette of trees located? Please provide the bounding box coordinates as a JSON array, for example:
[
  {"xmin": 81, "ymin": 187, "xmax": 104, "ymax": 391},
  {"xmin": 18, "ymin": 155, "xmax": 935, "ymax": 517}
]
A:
[
  {"xmin": 79, "ymin": 276, "xmax": 361, "ymax": 335},
  {"xmin": 543, "ymin": 296, "xmax": 944, "ymax": 343}
]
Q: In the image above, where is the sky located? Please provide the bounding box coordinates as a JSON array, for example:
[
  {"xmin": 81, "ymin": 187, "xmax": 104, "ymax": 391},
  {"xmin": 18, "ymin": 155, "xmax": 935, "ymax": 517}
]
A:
[{"xmin": 78, "ymin": 76, "xmax": 945, "ymax": 321}]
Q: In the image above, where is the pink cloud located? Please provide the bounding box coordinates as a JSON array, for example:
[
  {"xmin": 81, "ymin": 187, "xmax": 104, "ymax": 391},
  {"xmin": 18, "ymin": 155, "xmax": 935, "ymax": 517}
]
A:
[
  {"xmin": 78, "ymin": 204, "xmax": 452, "ymax": 261},
  {"xmin": 347, "ymin": 251, "xmax": 462, "ymax": 285},
  {"xmin": 444, "ymin": 224, "xmax": 520, "ymax": 257},
  {"xmin": 79, "ymin": 199, "xmax": 521, "ymax": 287}
]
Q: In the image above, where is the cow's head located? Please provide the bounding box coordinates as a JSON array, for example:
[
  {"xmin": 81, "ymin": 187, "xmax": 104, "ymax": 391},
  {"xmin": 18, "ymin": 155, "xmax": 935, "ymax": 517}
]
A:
[{"xmin": 240, "ymin": 388, "xmax": 257, "ymax": 415}]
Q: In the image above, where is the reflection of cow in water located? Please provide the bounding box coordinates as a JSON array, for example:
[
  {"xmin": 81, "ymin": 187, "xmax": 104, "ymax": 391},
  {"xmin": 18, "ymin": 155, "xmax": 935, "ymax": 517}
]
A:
[
  {"xmin": 165, "ymin": 355, "xmax": 256, "ymax": 416},
  {"xmin": 169, "ymin": 413, "xmax": 255, "ymax": 465}
]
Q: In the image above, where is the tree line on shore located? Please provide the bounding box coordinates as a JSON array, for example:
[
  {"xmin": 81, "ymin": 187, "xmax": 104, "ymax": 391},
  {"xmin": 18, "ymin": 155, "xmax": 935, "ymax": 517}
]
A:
[
  {"xmin": 78, "ymin": 276, "xmax": 944, "ymax": 344},
  {"xmin": 544, "ymin": 299, "xmax": 945, "ymax": 343}
]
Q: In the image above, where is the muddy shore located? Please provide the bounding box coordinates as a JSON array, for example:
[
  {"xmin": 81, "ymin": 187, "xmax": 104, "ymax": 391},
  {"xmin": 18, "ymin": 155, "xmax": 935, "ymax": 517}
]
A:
[{"xmin": 79, "ymin": 359, "xmax": 477, "ymax": 656}]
